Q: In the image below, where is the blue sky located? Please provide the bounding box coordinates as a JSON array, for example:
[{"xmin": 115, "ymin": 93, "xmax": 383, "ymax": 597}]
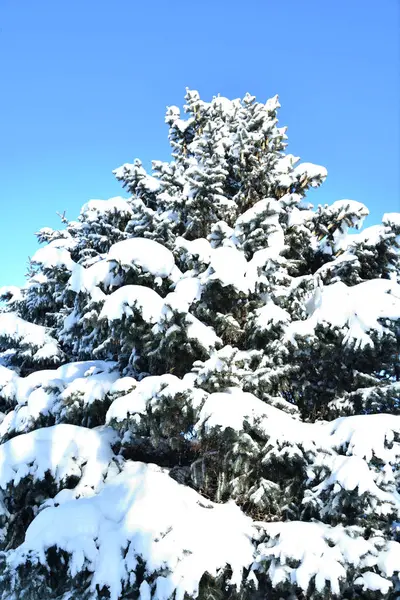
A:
[{"xmin": 0, "ymin": 0, "xmax": 399, "ymax": 288}]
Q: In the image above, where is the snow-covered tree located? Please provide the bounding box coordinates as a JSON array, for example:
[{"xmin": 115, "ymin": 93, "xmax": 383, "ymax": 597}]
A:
[{"xmin": 0, "ymin": 89, "xmax": 399, "ymax": 600}]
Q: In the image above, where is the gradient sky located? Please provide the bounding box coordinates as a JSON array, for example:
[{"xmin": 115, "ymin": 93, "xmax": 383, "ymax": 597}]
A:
[{"xmin": 0, "ymin": 0, "xmax": 399, "ymax": 288}]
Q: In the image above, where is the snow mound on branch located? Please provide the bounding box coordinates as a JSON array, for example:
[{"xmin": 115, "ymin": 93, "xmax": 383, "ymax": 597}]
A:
[
  {"xmin": 8, "ymin": 461, "xmax": 255, "ymax": 600},
  {"xmin": 99, "ymin": 285, "xmax": 164, "ymax": 324},
  {"xmin": 293, "ymin": 162, "xmax": 328, "ymax": 186},
  {"xmin": 69, "ymin": 238, "xmax": 180, "ymax": 295},
  {"xmin": 186, "ymin": 314, "xmax": 221, "ymax": 351},
  {"xmin": 383, "ymin": 212, "xmax": 400, "ymax": 227},
  {"xmin": 256, "ymin": 520, "xmax": 400, "ymax": 595},
  {"xmin": 0, "ymin": 365, "xmax": 17, "ymax": 392},
  {"xmin": 348, "ymin": 224, "xmax": 387, "ymax": 248},
  {"xmin": 80, "ymin": 197, "xmax": 133, "ymax": 222},
  {"xmin": 107, "ymin": 238, "xmax": 177, "ymax": 279},
  {"xmin": 0, "ymin": 424, "xmax": 117, "ymax": 493},
  {"xmin": 0, "ymin": 313, "xmax": 63, "ymax": 364},
  {"xmin": 30, "ymin": 247, "xmax": 75, "ymax": 271},
  {"xmin": 176, "ymin": 237, "xmax": 213, "ymax": 265},
  {"xmin": 325, "ymin": 412, "xmax": 400, "ymax": 462},
  {"xmin": 196, "ymin": 388, "xmax": 400, "ymax": 468},
  {"xmin": 173, "ymin": 277, "xmax": 203, "ymax": 307},
  {"xmin": 0, "ymin": 361, "xmax": 119, "ymax": 438},
  {"xmin": 69, "ymin": 259, "xmax": 123, "ymax": 294},
  {"xmin": 106, "ymin": 373, "xmax": 196, "ymax": 423},
  {"xmin": 253, "ymin": 300, "xmax": 291, "ymax": 329},
  {"xmin": 285, "ymin": 279, "xmax": 400, "ymax": 349},
  {"xmin": 205, "ymin": 246, "xmax": 249, "ymax": 293},
  {"xmin": 235, "ymin": 198, "xmax": 283, "ymax": 227}
]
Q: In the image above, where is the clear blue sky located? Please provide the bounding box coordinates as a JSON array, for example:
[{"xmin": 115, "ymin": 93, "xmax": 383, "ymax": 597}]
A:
[{"xmin": 0, "ymin": 0, "xmax": 399, "ymax": 288}]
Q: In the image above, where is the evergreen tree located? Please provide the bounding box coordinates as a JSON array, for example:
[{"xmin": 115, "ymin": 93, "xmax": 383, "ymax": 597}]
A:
[{"xmin": 0, "ymin": 89, "xmax": 399, "ymax": 600}]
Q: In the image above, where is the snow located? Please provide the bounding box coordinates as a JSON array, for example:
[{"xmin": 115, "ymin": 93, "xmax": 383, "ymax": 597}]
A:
[
  {"xmin": 253, "ymin": 300, "xmax": 291, "ymax": 329},
  {"xmin": 107, "ymin": 238, "xmax": 176, "ymax": 279},
  {"xmin": 99, "ymin": 285, "xmax": 164, "ymax": 324},
  {"xmin": 0, "ymin": 423, "xmax": 117, "ymax": 493},
  {"xmin": 8, "ymin": 460, "xmax": 256, "ymax": 600},
  {"xmin": 109, "ymin": 376, "xmax": 137, "ymax": 396},
  {"xmin": 0, "ymin": 364, "xmax": 17, "ymax": 393},
  {"xmin": 69, "ymin": 259, "xmax": 122, "ymax": 295},
  {"xmin": 59, "ymin": 370, "xmax": 120, "ymax": 407},
  {"xmin": 235, "ymin": 198, "xmax": 283, "ymax": 227},
  {"xmin": 0, "ymin": 286, "xmax": 23, "ymax": 303},
  {"xmin": 80, "ymin": 197, "xmax": 133, "ymax": 222},
  {"xmin": 173, "ymin": 277, "xmax": 203, "ymax": 306},
  {"xmin": 284, "ymin": 279, "xmax": 400, "ymax": 349},
  {"xmin": 205, "ymin": 246, "xmax": 249, "ymax": 293},
  {"xmin": 255, "ymin": 520, "xmax": 395, "ymax": 596},
  {"xmin": 354, "ymin": 572, "xmax": 392, "ymax": 594},
  {"xmin": 173, "ymin": 117, "xmax": 195, "ymax": 133},
  {"xmin": 106, "ymin": 374, "xmax": 192, "ymax": 423},
  {"xmin": 30, "ymin": 246, "xmax": 75, "ymax": 271},
  {"xmin": 0, "ymin": 313, "xmax": 63, "ymax": 364},
  {"xmin": 176, "ymin": 237, "xmax": 213, "ymax": 264},
  {"xmin": 141, "ymin": 175, "xmax": 162, "ymax": 193},
  {"xmin": 185, "ymin": 314, "xmax": 221, "ymax": 351},
  {"xmin": 69, "ymin": 236, "xmax": 179, "ymax": 296},
  {"xmin": 310, "ymin": 453, "xmax": 400, "ymax": 508},
  {"xmin": 326, "ymin": 199, "xmax": 369, "ymax": 229},
  {"xmin": 349, "ymin": 224, "xmax": 387, "ymax": 247},
  {"xmin": 0, "ymin": 361, "xmax": 119, "ymax": 438},
  {"xmin": 383, "ymin": 212, "xmax": 400, "ymax": 227},
  {"xmin": 324, "ymin": 412, "xmax": 400, "ymax": 463},
  {"xmin": 196, "ymin": 389, "xmax": 270, "ymax": 433},
  {"xmin": 2, "ymin": 370, "xmax": 400, "ymax": 599},
  {"xmin": 293, "ymin": 162, "xmax": 328, "ymax": 186},
  {"xmin": 265, "ymin": 94, "xmax": 280, "ymax": 112},
  {"xmin": 287, "ymin": 207, "xmax": 314, "ymax": 227}
]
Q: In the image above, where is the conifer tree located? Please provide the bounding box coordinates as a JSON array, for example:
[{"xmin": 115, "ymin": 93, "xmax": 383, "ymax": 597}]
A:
[{"xmin": 0, "ymin": 89, "xmax": 399, "ymax": 600}]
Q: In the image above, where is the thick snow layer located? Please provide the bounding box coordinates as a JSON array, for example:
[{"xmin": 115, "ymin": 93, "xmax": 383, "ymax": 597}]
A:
[
  {"xmin": 176, "ymin": 237, "xmax": 213, "ymax": 264},
  {"xmin": 70, "ymin": 238, "xmax": 179, "ymax": 295},
  {"xmin": 235, "ymin": 198, "xmax": 283, "ymax": 228},
  {"xmin": 0, "ymin": 361, "xmax": 119, "ymax": 438},
  {"xmin": 204, "ymin": 246, "xmax": 250, "ymax": 293},
  {"xmin": 107, "ymin": 238, "xmax": 176, "ymax": 279},
  {"xmin": 0, "ymin": 365, "xmax": 17, "ymax": 391},
  {"xmin": 195, "ymin": 387, "xmax": 400, "ymax": 471},
  {"xmin": 287, "ymin": 207, "xmax": 314, "ymax": 227},
  {"xmin": 354, "ymin": 572, "xmax": 392, "ymax": 594},
  {"xmin": 80, "ymin": 197, "xmax": 133, "ymax": 222},
  {"xmin": 69, "ymin": 259, "xmax": 122, "ymax": 295},
  {"xmin": 383, "ymin": 212, "xmax": 400, "ymax": 227},
  {"xmin": 0, "ymin": 286, "xmax": 23, "ymax": 303},
  {"xmin": 326, "ymin": 199, "xmax": 369, "ymax": 230},
  {"xmin": 99, "ymin": 285, "xmax": 164, "ymax": 324},
  {"xmin": 293, "ymin": 162, "xmax": 328, "ymax": 186},
  {"xmin": 324, "ymin": 412, "xmax": 400, "ymax": 463},
  {"xmin": 0, "ymin": 424, "xmax": 117, "ymax": 493},
  {"xmin": 8, "ymin": 461, "xmax": 255, "ymax": 600},
  {"xmin": 30, "ymin": 246, "xmax": 75, "ymax": 271},
  {"xmin": 2, "ymin": 377, "xmax": 400, "ymax": 598},
  {"xmin": 285, "ymin": 279, "xmax": 400, "ymax": 349},
  {"xmin": 185, "ymin": 314, "xmax": 221, "ymax": 351},
  {"xmin": 349, "ymin": 224, "xmax": 387, "ymax": 248},
  {"xmin": 173, "ymin": 277, "xmax": 203, "ymax": 307},
  {"xmin": 106, "ymin": 373, "xmax": 201, "ymax": 424},
  {"xmin": 0, "ymin": 313, "xmax": 62, "ymax": 363},
  {"xmin": 253, "ymin": 300, "xmax": 291, "ymax": 330},
  {"xmin": 196, "ymin": 390, "xmax": 271, "ymax": 433},
  {"xmin": 195, "ymin": 389, "xmax": 313, "ymax": 448},
  {"xmin": 255, "ymin": 520, "xmax": 397, "ymax": 595}
]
